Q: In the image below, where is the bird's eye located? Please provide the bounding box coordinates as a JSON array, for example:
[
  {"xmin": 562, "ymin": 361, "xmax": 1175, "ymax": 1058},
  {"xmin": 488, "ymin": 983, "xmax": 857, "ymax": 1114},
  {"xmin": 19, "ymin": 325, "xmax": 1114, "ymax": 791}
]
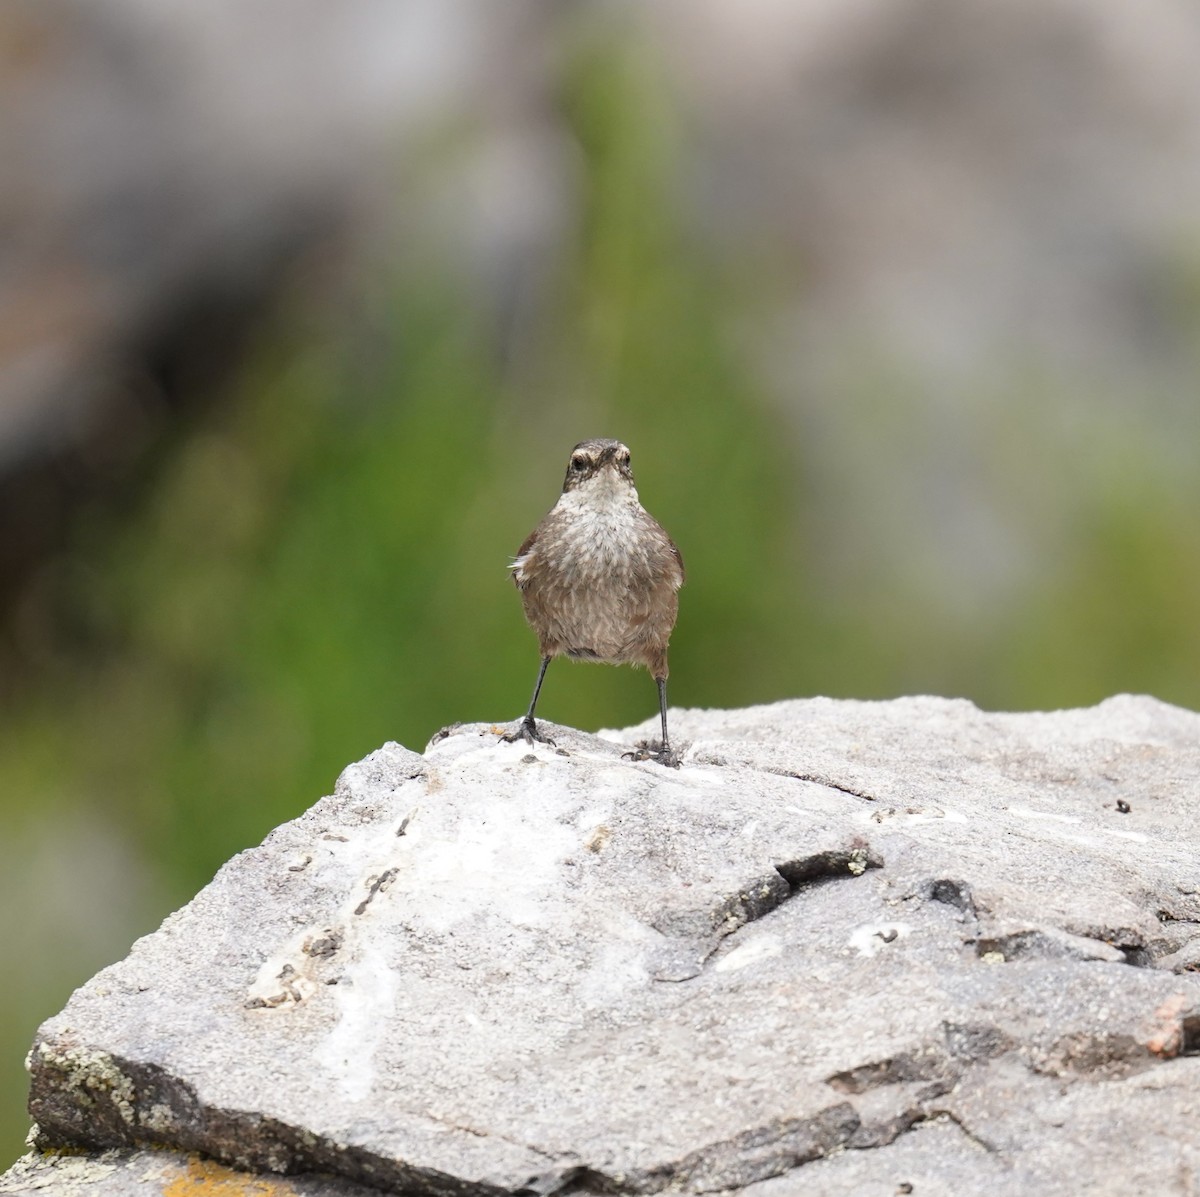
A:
[
  {"xmin": 619, "ymin": 452, "xmax": 631, "ymax": 466},
  {"xmin": 571, "ymin": 457, "xmax": 587, "ymax": 472}
]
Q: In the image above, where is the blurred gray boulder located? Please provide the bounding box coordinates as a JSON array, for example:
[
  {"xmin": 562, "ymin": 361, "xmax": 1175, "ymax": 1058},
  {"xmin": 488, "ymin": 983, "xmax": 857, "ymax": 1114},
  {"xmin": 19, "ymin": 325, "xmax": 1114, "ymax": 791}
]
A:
[
  {"xmin": 657, "ymin": 0, "xmax": 1200, "ymax": 376},
  {"xmin": 6, "ymin": 694, "xmax": 1200, "ymax": 1196},
  {"xmin": 0, "ymin": 0, "xmax": 540, "ymax": 470}
]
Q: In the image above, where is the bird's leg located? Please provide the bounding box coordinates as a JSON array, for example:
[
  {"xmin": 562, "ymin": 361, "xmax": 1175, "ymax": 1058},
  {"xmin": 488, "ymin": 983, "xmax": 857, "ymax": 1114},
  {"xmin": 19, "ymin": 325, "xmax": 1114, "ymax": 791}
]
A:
[
  {"xmin": 624, "ymin": 675, "xmax": 681, "ymax": 768},
  {"xmin": 652, "ymin": 675, "xmax": 680, "ymax": 767},
  {"xmin": 657, "ymin": 676, "xmax": 677, "ymax": 763},
  {"xmin": 501, "ymin": 656, "xmax": 556, "ymax": 746}
]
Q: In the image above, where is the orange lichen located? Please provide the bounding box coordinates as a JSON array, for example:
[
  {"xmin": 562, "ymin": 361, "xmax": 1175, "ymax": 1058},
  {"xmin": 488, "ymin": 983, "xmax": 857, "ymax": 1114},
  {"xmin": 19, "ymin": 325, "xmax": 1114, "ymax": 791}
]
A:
[
  {"xmin": 161, "ymin": 1155, "xmax": 299, "ymax": 1197},
  {"xmin": 1142, "ymin": 993, "xmax": 1191, "ymax": 1058}
]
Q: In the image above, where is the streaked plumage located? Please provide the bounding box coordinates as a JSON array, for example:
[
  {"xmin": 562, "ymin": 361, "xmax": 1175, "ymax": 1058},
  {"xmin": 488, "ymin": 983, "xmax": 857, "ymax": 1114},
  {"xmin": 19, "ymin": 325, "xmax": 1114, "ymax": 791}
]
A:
[{"xmin": 504, "ymin": 439, "xmax": 684, "ymax": 765}]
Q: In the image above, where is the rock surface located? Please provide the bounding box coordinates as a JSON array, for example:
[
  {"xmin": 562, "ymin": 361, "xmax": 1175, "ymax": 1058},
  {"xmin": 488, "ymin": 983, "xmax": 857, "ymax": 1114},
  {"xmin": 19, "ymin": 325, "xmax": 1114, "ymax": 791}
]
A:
[
  {"xmin": 0, "ymin": 1147, "xmax": 377, "ymax": 1196},
  {"xmin": 7, "ymin": 695, "xmax": 1200, "ymax": 1195}
]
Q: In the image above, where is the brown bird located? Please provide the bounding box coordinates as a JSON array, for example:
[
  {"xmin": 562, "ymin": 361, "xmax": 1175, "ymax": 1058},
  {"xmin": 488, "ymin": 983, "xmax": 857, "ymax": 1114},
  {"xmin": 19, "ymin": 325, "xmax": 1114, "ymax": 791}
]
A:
[{"xmin": 504, "ymin": 438, "xmax": 685, "ymax": 766}]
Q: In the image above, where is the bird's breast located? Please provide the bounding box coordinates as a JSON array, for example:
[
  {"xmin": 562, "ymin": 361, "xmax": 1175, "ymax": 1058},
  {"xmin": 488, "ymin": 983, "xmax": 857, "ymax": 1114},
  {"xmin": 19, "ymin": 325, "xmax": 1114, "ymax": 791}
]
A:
[
  {"xmin": 513, "ymin": 491, "xmax": 679, "ymax": 663},
  {"xmin": 540, "ymin": 490, "xmax": 667, "ymax": 583}
]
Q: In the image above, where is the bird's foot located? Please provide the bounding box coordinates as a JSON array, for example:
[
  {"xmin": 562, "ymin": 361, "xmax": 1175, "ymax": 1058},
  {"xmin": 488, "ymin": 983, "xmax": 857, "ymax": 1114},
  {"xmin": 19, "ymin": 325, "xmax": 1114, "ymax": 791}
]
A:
[
  {"xmin": 500, "ymin": 717, "xmax": 556, "ymax": 748},
  {"xmin": 622, "ymin": 740, "xmax": 681, "ymax": 769}
]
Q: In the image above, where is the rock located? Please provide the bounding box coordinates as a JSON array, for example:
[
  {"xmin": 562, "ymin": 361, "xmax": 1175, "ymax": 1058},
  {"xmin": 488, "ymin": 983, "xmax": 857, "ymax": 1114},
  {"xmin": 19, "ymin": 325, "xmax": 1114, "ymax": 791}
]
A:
[
  {"xmin": 8, "ymin": 695, "xmax": 1200, "ymax": 1195},
  {"xmin": 0, "ymin": 1146, "xmax": 376, "ymax": 1196},
  {"xmin": 0, "ymin": 0, "xmax": 514, "ymax": 470},
  {"xmin": 657, "ymin": 0, "xmax": 1200, "ymax": 378}
]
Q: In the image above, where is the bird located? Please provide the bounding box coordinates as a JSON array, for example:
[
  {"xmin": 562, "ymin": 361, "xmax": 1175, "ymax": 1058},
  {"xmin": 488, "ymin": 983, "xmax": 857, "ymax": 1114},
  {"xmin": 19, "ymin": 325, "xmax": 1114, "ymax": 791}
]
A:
[{"xmin": 503, "ymin": 438, "xmax": 685, "ymax": 767}]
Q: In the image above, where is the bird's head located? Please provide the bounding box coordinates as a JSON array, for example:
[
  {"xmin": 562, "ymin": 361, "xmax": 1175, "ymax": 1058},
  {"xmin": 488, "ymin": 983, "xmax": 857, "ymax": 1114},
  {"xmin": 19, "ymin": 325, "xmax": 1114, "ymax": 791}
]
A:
[{"xmin": 561, "ymin": 438, "xmax": 635, "ymax": 495}]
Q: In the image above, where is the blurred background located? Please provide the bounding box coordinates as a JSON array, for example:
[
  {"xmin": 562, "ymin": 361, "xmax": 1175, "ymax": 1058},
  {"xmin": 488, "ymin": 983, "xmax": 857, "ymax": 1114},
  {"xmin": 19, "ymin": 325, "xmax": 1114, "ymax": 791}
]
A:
[{"xmin": 4, "ymin": 0, "xmax": 1200, "ymax": 1165}]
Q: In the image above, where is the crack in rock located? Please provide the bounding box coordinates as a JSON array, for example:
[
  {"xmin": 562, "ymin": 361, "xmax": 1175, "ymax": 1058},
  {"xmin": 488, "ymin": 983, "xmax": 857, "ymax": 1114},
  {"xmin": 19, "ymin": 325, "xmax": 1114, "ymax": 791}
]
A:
[
  {"xmin": 354, "ymin": 867, "xmax": 399, "ymax": 917},
  {"xmin": 684, "ymin": 748, "xmax": 882, "ymax": 803},
  {"xmin": 974, "ymin": 926, "xmax": 1128, "ymax": 966},
  {"xmin": 765, "ymin": 767, "xmax": 879, "ymax": 802},
  {"xmin": 1183, "ymin": 1014, "xmax": 1200, "ymax": 1055},
  {"xmin": 845, "ymin": 1081, "xmax": 956, "ymax": 1152},
  {"xmin": 512, "ymin": 1165, "xmax": 596, "ymax": 1197},
  {"xmin": 924, "ymin": 877, "xmax": 978, "ymax": 919},
  {"xmin": 826, "ymin": 1051, "xmax": 958, "ymax": 1096},
  {"xmin": 650, "ymin": 844, "xmax": 883, "ymax": 981},
  {"xmin": 469, "ymin": 1091, "xmax": 957, "ymax": 1197},
  {"xmin": 1157, "ymin": 939, "xmax": 1200, "ymax": 974},
  {"xmin": 774, "ymin": 845, "xmax": 883, "ymax": 888},
  {"xmin": 662, "ymin": 1103, "xmax": 862, "ymax": 1194},
  {"xmin": 921, "ymin": 1109, "xmax": 1000, "ymax": 1155}
]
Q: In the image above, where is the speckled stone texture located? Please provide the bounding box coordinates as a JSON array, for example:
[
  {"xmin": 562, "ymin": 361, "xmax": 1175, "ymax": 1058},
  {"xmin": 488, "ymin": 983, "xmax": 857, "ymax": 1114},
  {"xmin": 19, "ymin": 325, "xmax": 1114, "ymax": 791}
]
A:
[
  {"xmin": 0, "ymin": 1147, "xmax": 378, "ymax": 1196},
  {"xmin": 7, "ymin": 695, "xmax": 1200, "ymax": 1196}
]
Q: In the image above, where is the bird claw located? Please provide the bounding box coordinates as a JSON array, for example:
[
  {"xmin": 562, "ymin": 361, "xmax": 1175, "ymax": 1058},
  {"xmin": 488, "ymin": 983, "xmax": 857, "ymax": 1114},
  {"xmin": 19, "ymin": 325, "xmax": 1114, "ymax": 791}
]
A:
[
  {"xmin": 500, "ymin": 718, "xmax": 556, "ymax": 749},
  {"xmin": 622, "ymin": 741, "xmax": 681, "ymax": 769}
]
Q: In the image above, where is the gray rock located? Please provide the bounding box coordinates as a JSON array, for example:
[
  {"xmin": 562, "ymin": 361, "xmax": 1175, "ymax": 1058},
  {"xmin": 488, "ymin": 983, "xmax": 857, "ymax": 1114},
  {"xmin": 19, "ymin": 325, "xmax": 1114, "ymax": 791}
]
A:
[
  {"xmin": 0, "ymin": 1146, "xmax": 376, "ymax": 1196},
  {"xmin": 11, "ymin": 696, "xmax": 1200, "ymax": 1195}
]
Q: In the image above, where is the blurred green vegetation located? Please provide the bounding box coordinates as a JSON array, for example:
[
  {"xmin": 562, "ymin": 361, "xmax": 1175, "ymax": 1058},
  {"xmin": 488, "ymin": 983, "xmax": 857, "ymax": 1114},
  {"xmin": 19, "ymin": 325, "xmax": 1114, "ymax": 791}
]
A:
[{"xmin": 4, "ymin": 36, "xmax": 1200, "ymax": 1167}]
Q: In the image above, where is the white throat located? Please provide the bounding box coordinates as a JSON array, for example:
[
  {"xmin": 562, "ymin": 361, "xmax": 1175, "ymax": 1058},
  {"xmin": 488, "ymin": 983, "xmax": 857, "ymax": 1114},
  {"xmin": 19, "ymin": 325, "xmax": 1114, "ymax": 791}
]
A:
[{"xmin": 560, "ymin": 470, "xmax": 640, "ymax": 516}]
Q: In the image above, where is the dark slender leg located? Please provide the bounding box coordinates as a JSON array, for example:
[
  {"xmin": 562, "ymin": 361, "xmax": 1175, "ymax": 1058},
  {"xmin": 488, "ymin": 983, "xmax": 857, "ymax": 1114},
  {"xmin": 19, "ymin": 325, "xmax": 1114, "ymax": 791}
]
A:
[
  {"xmin": 623, "ymin": 675, "xmax": 681, "ymax": 768},
  {"xmin": 526, "ymin": 655, "xmax": 551, "ymax": 726},
  {"xmin": 652, "ymin": 676, "xmax": 680, "ymax": 767},
  {"xmin": 501, "ymin": 656, "xmax": 555, "ymax": 746}
]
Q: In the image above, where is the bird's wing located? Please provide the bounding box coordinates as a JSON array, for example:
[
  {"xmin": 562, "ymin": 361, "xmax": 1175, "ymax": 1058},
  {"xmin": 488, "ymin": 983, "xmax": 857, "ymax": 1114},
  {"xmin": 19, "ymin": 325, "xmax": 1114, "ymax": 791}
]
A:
[
  {"xmin": 670, "ymin": 538, "xmax": 685, "ymax": 587},
  {"xmin": 511, "ymin": 527, "xmax": 539, "ymax": 590}
]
